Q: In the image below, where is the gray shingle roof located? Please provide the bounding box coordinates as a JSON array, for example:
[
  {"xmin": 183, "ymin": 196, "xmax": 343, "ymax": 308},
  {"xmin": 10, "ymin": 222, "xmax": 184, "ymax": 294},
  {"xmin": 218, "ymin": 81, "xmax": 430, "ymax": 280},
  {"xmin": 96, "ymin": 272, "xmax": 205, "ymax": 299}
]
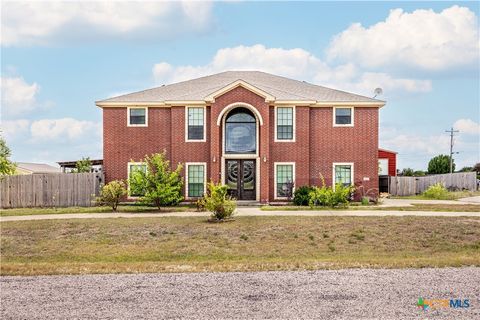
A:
[{"xmin": 98, "ymin": 71, "xmax": 384, "ymax": 104}]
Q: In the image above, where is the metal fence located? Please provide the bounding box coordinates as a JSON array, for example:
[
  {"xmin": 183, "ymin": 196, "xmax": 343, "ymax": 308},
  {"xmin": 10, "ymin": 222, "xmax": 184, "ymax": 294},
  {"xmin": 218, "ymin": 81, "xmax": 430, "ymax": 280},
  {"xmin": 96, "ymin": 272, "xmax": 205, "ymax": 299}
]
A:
[
  {"xmin": 0, "ymin": 173, "xmax": 104, "ymax": 209},
  {"xmin": 388, "ymin": 172, "xmax": 477, "ymax": 196}
]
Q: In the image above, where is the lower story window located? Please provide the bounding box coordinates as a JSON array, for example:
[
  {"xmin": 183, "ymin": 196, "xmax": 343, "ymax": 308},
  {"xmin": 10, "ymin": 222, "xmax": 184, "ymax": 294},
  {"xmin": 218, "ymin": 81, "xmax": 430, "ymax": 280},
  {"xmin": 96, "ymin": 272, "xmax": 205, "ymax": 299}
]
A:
[
  {"xmin": 275, "ymin": 163, "xmax": 294, "ymax": 198},
  {"xmin": 334, "ymin": 163, "xmax": 353, "ymax": 187},
  {"xmin": 128, "ymin": 162, "xmax": 147, "ymax": 197},
  {"xmin": 187, "ymin": 164, "xmax": 205, "ymax": 198}
]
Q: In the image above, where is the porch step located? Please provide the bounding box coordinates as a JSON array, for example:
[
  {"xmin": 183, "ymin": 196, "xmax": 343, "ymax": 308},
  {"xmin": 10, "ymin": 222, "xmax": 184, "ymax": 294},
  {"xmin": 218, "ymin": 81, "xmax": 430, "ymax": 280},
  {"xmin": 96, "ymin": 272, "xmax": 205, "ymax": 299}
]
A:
[{"xmin": 236, "ymin": 200, "xmax": 262, "ymax": 207}]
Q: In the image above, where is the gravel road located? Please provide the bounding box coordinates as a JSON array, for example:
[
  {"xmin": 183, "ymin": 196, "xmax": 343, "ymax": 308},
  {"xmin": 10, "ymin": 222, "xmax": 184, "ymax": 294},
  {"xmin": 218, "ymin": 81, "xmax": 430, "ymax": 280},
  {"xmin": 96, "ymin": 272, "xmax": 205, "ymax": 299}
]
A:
[{"xmin": 1, "ymin": 268, "xmax": 479, "ymax": 319}]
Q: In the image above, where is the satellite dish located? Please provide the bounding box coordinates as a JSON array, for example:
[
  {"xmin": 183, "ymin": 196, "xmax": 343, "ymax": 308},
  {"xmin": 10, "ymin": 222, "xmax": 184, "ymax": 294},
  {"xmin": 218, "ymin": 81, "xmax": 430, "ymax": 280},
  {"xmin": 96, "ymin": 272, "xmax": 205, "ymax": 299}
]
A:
[{"xmin": 373, "ymin": 87, "xmax": 383, "ymax": 98}]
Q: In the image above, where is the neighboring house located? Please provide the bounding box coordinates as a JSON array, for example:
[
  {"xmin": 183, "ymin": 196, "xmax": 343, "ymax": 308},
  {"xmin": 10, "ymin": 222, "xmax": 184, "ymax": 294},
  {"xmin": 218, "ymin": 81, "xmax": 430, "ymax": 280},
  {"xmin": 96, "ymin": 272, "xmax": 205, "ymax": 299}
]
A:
[
  {"xmin": 57, "ymin": 159, "xmax": 104, "ymax": 173},
  {"xmin": 96, "ymin": 71, "xmax": 386, "ymax": 203},
  {"xmin": 15, "ymin": 162, "xmax": 61, "ymax": 175}
]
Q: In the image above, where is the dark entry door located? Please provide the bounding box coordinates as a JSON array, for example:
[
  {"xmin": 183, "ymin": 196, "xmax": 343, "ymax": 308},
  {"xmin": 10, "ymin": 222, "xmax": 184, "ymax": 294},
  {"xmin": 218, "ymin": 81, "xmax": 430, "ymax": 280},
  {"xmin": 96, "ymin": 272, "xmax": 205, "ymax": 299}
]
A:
[{"xmin": 226, "ymin": 160, "xmax": 256, "ymax": 200}]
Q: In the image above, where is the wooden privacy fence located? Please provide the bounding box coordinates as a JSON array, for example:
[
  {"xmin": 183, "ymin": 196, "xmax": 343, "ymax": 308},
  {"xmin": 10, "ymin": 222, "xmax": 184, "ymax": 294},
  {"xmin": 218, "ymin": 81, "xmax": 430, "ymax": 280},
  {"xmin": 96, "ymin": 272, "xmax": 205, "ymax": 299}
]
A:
[
  {"xmin": 388, "ymin": 172, "xmax": 477, "ymax": 196},
  {"xmin": 0, "ymin": 173, "xmax": 104, "ymax": 208}
]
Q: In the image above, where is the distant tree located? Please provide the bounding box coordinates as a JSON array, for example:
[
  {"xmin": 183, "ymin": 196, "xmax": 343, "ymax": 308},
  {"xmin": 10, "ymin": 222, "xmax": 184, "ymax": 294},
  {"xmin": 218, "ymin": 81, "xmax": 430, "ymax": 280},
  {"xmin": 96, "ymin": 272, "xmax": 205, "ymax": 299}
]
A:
[
  {"xmin": 428, "ymin": 154, "xmax": 454, "ymax": 174},
  {"xmin": 459, "ymin": 166, "xmax": 473, "ymax": 172},
  {"xmin": 0, "ymin": 136, "xmax": 16, "ymax": 176},
  {"xmin": 73, "ymin": 157, "xmax": 92, "ymax": 173},
  {"xmin": 473, "ymin": 163, "xmax": 480, "ymax": 173},
  {"xmin": 413, "ymin": 170, "xmax": 426, "ymax": 176},
  {"xmin": 401, "ymin": 168, "xmax": 415, "ymax": 176}
]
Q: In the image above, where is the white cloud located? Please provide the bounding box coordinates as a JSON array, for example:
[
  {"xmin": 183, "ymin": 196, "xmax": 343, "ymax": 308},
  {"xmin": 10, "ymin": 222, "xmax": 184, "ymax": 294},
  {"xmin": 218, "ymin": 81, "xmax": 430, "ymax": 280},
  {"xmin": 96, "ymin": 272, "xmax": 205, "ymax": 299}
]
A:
[
  {"xmin": 1, "ymin": 1, "xmax": 213, "ymax": 46},
  {"xmin": 453, "ymin": 118, "xmax": 480, "ymax": 135},
  {"xmin": 153, "ymin": 44, "xmax": 432, "ymax": 96},
  {"xmin": 1, "ymin": 77, "xmax": 40, "ymax": 117},
  {"xmin": 0, "ymin": 119, "xmax": 30, "ymax": 141},
  {"xmin": 30, "ymin": 118, "xmax": 101, "ymax": 142},
  {"xmin": 327, "ymin": 5, "xmax": 479, "ymax": 71}
]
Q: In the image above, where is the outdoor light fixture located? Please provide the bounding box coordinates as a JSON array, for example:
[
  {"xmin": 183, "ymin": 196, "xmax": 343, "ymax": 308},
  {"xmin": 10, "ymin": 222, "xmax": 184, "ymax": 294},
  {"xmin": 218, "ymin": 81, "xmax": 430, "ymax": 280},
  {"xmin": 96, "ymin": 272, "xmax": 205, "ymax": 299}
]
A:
[
  {"xmin": 263, "ymin": 156, "xmax": 267, "ymax": 162},
  {"xmin": 212, "ymin": 156, "xmax": 216, "ymax": 163}
]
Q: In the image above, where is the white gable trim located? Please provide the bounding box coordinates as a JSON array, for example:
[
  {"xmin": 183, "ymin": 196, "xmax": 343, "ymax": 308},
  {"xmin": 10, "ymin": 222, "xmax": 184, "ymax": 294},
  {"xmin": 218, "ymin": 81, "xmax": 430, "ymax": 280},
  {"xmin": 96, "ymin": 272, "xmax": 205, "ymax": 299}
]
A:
[
  {"xmin": 205, "ymin": 80, "xmax": 275, "ymax": 103},
  {"xmin": 216, "ymin": 102, "xmax": 264, "ymax": 126}
]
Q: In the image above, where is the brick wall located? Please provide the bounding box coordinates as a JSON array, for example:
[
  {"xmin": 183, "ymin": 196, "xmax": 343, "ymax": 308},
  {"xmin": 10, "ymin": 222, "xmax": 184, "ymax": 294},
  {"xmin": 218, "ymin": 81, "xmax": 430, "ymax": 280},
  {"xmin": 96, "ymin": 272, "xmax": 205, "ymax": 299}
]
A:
[{"xmin": 102, "ymin": 87, "xmax": 380, "ymax": 202}]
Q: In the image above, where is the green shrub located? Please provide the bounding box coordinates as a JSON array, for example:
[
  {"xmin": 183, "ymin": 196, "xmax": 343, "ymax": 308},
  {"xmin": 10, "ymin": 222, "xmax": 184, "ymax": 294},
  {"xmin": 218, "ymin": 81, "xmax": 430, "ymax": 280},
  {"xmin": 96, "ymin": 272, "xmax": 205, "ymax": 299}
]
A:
[
  {"xmin": 423, "ymin": 183, "xmax": 449, "ymax": 199},
  {"xmin": 204, "ymin": 182, "xmax": 237, "ymax": 221},
  {"xmin": 308, "ymin": 184, "xmax": 354, "ymax": 208},
  {"xmin": 293, "ymin": 186, "xmax": 315, "ymax": 206},
  {"xmin": 129, "ymin": 152, "xmax": 183, "ymax": 209},
  {"xmin": 361, "ymin": 197, "xmax": 370, "ymax": 205},
  {"xmin": 97, "ymin": 180, "xmax": 127, "ymax": 211}
]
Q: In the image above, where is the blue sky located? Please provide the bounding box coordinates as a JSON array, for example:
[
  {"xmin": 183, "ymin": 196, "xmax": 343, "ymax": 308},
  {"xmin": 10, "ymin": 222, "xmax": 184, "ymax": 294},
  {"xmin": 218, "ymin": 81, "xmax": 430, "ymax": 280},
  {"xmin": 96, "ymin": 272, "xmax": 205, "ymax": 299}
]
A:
[{"xmin": 1, "ymin": 1, "xmax": 479, "ymax": 171}]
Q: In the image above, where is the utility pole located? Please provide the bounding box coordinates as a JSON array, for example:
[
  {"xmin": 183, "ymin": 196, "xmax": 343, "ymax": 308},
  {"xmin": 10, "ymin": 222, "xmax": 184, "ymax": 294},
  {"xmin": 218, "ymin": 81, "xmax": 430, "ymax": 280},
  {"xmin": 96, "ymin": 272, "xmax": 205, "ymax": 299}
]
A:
[{"xmin": 445, "ymin": 127, "xmax": 459, "ymax": 173}]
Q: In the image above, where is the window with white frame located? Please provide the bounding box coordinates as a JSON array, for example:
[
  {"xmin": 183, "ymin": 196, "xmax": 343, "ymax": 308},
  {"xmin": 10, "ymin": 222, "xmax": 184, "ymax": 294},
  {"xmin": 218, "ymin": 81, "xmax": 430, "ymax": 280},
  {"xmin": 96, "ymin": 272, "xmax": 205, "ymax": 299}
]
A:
[
  {"xmin": 187, "ymin": 107, "xmax": 205, "ymax": 141},
  {"xmin": 378, "ymin": 159, "xmax": 389, "ymax": 176},
  {"xmin": 334, "ymin": 163, "xmax": 353, "ymax": 187},
  {"xmin": 275, "ymin": 163, "xmax": 295, "ymax": 198},
  {"xmin": 276, "ymin": 107, "xmax": 294, "ymax": 141},
  {"xmin": 128, "ymin": 162, "xmax": 147, "ymax": 196},
  {"xmin": 334, "ymin": 107, "xmax": 353, "ymax": 126},
  {"xmin": 186, "ymin": 163, "xmax": 206, "ymax": 198},
  {"xmin": 128, "ymin": 107, "xmax": 147, "ymax": 126}
]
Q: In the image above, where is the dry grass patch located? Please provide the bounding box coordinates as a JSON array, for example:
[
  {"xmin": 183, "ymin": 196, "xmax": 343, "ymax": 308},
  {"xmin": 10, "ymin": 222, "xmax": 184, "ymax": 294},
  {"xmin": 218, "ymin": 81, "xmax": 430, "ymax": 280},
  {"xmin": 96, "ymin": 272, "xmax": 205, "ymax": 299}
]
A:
[{"xmin": 1, "ymin": 216, "xmax": 479, "ymax": 276}]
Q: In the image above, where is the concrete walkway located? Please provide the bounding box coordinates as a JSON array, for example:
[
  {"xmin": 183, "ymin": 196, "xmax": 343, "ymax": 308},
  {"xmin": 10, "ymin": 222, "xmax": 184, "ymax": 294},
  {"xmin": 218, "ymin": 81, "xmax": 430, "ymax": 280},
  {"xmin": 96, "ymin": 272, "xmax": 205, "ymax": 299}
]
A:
[
  {"xmin": 2, "ymin": 207, "xmax": 480, "ymax": 222},
  {"xmin": 379, "ymin": 197, "xmax": 480, "ymax": 207}
]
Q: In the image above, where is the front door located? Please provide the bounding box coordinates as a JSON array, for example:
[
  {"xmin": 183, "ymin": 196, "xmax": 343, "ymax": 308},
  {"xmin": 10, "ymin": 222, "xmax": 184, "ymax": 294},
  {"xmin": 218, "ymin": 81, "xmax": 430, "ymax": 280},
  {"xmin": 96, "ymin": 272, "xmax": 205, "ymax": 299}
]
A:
[{"xmin": 226, "ymin": 159, "xmax": 256, "ymax": 200}]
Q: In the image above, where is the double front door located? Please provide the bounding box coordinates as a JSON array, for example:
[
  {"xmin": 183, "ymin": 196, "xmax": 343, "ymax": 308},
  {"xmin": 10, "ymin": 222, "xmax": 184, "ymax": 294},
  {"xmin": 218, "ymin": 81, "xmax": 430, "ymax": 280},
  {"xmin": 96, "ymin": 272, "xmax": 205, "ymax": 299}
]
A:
[{"xmin": 226, "ymin": 159, "xmax": 256, "ymax": 200}]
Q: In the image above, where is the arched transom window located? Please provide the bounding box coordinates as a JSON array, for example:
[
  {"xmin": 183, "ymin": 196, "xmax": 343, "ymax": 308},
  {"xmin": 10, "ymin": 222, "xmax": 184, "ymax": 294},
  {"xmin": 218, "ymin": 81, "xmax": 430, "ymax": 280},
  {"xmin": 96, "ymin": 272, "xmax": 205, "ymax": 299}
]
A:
[{"xmin": 225, "ymin": 107, "xmax": 256, "ymax": 154}]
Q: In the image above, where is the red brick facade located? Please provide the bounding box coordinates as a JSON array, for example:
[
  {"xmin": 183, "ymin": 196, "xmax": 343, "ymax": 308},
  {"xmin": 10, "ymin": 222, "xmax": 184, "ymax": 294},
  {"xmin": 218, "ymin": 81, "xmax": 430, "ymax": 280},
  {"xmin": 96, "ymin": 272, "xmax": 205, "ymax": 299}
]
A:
[{"xmin": 103, "ymin": 86, "xmax": 380, "ymax": 203}]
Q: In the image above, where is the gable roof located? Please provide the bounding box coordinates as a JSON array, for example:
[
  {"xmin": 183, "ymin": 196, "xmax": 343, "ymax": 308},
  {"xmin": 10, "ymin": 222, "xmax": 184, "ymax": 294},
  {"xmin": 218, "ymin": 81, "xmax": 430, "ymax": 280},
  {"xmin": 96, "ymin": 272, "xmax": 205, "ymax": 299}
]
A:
[{"xmin": 96, "ymin": 71, "xmax": 385, "ymax": 106}]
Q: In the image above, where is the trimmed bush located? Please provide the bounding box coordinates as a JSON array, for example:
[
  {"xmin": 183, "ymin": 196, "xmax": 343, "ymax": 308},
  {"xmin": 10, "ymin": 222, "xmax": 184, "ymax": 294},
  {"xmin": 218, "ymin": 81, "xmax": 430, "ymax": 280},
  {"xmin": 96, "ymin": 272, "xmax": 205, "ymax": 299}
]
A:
[
  {"xmin": 423, "ymin": 183, "xmax": 449, "ymax": 199},
  {"xmin": 293, "ymin": 186, "xmax": 315, "ymax": 206},
  {"xmin": 97, "ymin": 180, "xmax": 127, "ymax": 211},
  {"xmin": 204, "ymin": 182, "xmax": 236, "ymax": 221}
]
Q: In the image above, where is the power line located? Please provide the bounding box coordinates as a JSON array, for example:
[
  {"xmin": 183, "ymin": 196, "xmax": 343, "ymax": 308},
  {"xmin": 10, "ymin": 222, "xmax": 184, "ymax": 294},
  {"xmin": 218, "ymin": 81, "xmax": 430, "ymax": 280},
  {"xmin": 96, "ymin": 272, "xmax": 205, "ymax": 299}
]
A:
[{"xmin": 445, "ymin": 127, "xmax": 459, "ymax": 173}]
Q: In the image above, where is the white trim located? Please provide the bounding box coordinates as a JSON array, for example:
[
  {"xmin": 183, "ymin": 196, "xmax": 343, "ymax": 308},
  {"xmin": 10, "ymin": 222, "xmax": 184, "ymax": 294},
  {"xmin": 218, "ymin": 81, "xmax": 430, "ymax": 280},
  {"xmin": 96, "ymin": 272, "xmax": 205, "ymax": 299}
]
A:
[
  {"xmin": 127, "ymin": 107, "xmax": 148, "ymax": 127},
  {"xmin": 333, "ymin": 106, "xmax": 354, "ymax": 127},
  {"xmin": 332, "ymin": 162, "xmax": 354, "ymax": 190},
  {"xmin": 216, "ymin": 102, "xmax": 264, "ymax": 126},
  {"xmin": 185, "ymin": 106, "xmax": 207, "ymax": 142},
  {"xmin": 127, "ymin": 161, "xmax": 147, "ymax": 199},
  {"xmin": 97, "ymin": 100, "xmax": 385, "ymax": 108},
  {"xmin": 205, "ymin": 80, "xmax": 275, "ymax": 103},
  {"xmin": 185, "ymin": 162, "xmax": 207, "ymax": 200},
  {"xmin": 274, "ymin": 105, "xmax": 296, "ymax": 142},
  {"xmin": 274, "ymin": 162, "xmax": 296, "ymax": 200}
]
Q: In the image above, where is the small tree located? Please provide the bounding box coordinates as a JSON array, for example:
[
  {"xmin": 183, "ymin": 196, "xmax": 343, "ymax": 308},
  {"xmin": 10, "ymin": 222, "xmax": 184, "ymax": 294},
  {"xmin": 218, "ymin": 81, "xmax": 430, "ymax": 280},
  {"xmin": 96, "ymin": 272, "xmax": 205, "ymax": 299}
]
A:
[
  {"xmin": 459, "ymin": 166, "xmax": 473, "ymax": 172},
  {"xmin": 401, "ymin": 168, "xmax": 414, "ymax": 176},
  {"xmin": 97, "ymin": 180, "xmax": 127, "ymax": 211},
  {"xmin": 428, "ymin": 154, "xmax": 454, "ymax": 174},
  {"xmin": 204, "ymin": 182, "xmax": 236, "ymax": 221},
  {"xmin": 0, "ymin": 136, "xmax": 16, "ymax": 176},
  {"xmin": 73, "ymin": 157, "xmax": 92, "ymax": 173},
  {"xmin": 129, "ymin": 152, "xmax": 183, "ymax": 209},
  {"xmin": 413, "ymin": 170, "xmax": 426, "ymax": 176}
]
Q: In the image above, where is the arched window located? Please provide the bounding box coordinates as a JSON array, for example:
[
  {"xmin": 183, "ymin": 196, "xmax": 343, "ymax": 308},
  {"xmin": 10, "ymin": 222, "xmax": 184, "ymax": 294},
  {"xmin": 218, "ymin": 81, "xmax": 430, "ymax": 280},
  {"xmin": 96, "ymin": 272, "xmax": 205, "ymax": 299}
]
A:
[{"xmin": 225, "ymin": 108, "xmax": 256, "ymax": 154}]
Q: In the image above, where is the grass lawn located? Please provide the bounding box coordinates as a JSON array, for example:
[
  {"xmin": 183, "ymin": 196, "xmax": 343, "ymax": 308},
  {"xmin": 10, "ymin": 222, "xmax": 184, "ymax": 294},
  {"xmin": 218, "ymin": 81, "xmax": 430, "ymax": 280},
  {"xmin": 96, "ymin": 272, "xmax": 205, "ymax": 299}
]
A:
[
  {"xmin": 0, "ymin": 205, "xmax": 195, "ymax": 217},
  {"xmin": 1, "ymin": 216, "xmax": 479, "ymax": 276},
  {"xmin": 261, "ymin": 203, "xmax": 480, "ymax": 212},
  {"xmin": 391, "ymin": 190, "xmax": 480, "ymax": 200}
]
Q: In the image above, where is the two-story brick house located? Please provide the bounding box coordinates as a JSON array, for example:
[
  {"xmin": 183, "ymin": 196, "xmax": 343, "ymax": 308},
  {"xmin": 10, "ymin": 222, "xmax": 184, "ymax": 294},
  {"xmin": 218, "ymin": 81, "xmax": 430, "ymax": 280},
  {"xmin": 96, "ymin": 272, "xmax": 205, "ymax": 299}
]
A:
[{"xmin": 96, "ymin": 71, "xmax": 385, "ymax": 203}]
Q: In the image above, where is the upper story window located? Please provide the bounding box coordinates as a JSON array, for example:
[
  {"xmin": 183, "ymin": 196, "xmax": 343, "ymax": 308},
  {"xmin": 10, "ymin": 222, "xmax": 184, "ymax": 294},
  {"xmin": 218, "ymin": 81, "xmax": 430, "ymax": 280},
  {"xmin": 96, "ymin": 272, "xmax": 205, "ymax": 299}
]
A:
[
  {"xmin": 225, "ymin": 108, "xmax": 256, "ymax": 154},
  {"xmin": 334, "ymin": 107, "xmax": 354, "ymax": 127},
  {"xmin": 186, "ymin": 107, "xmax": 205, "ymax": 141},
  {"xmin": 128, "ymin": 107, "xmax": 147, "ymax": 126},
  {"xmin": 275, "ymin": 106, "xmax": 295, "ymax": 141}
]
